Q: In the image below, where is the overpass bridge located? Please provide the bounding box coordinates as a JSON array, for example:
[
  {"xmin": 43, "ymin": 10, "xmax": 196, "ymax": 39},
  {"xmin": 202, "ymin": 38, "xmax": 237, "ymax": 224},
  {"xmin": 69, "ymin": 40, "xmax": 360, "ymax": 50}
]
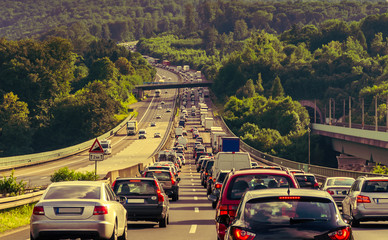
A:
[{"xmin": 134, "ymin": 81, "xmax": 213, "ymax": 98}]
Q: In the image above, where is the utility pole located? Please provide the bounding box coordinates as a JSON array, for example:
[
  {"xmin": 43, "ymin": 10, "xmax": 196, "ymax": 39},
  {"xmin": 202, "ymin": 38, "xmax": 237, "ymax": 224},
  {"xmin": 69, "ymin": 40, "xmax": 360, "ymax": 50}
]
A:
[
  {"xmin": 308, "ymin": 124, "xmax": 311, "ymax": 172},
  {"xmin": 386, "ymin": 96, "xmax": 388, "ymax": 131},
  {"xmin": 375, "ymin": 96, "xmax": 378, "ymax": 131},
  {"xmin": 349, "ymin": 97, "xmax": 352, "ymax": 128},
  {"xmin": 362, "ymin": 98, "xmax": 364, "ymax": 129}
]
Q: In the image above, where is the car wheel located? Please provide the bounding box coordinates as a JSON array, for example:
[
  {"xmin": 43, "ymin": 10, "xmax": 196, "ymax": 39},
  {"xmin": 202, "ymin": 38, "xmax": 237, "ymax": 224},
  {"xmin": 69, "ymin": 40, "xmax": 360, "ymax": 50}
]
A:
[
  {"xmin": 207, "ymin": 188, "xmax": 211, "ymax": 195},
  {"xmin": 30, "ymin": 233, "xmax": 40, "ymax": 240},
  {"xmin": 212, "ymin": 201, "xmax": 217, "ymax": 209},
  {"xmin": 108, "ymin": 221, "xmax": 118, "ymax": 240},
  {"xmin": 351, "ymin": 209, "xmax": 360, "ymax": 227},
  {"xmin": 167, "ymin": 214, "xmax": 170, "ymax": 225},
  {"xmin": 118, "ymin": 223, "xmax": 127, "ymax": 240},
  {"xmin": 159, "ymin": 215, "xmax": 167, "ymax": 228}
]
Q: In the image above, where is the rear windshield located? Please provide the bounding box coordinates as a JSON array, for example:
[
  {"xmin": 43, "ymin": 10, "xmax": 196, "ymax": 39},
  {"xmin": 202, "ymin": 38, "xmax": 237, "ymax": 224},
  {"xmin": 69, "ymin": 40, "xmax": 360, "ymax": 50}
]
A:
[
  {"xmin": 114, "ymin": 180, "xmax": 156, "ymax": 195},
  {"xmin": 327, "ymin": 178, "xmax": 355, "ymax": 186},
  {"xmin": 242, "ymin": 198, "xmax": 335, "ymax": 226},
  {"xmin": 145, "ymin": 171, "xmax": 171, "ymax": 181},
  {"xmin": 227, "ymin": 175, "xmax": 296, "ymax": 200},
  {"xmin": 217, "ymin": 172, "xmax": 227, "ymax": 183},
  {"xmin": 362, "ymin": 180, "xmax": 388, "ymax": 192},
  {"xmin": 205, "ymin": 161, "xmax": 215, "ymax": 170},
  {"xmin": 44, "ymin": 185, "xmax": 100, "ymax": 200},
  {"xmin": 295, "ymin": 176, "xmax": 316, "ymax": 187}
]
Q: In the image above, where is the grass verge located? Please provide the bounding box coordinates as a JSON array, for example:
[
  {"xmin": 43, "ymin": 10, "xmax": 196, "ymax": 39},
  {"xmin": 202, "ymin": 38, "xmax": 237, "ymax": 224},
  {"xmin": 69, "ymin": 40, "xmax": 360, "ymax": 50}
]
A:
[{"xmin": 0, "ymin": 203, "xmax": 34, "ymax": 233}]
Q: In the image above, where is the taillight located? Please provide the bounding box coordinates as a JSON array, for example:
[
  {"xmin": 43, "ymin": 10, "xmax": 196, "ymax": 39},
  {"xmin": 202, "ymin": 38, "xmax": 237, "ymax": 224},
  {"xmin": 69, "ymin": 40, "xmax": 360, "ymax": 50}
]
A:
[
  {"xmin": 111, "ymin": 180, "xmax": 116, "ymax": 189},
  {"xmin": 215, "ymin": 183, "xmax": 222, "ymax": 189},
  {"xmin": 157, "ymin": 189, "xmax": 164, "ymax": 202},
  {"xmin": 218, "ymin": 204, "xmax": 237, "ymax": 217},
  {"xmin": 171, "ymin": 177, "xmax": 176, "ymax": 185},
  {"xmin": 314, "ymin": 182, "xmax": 319, "ymax": 188},
  {"xmin": 357, "ymin": 195, "xmax": 371, "ymax": 203},
  {"xmin": 33, "ymin": 206, "xmax": 44, "ymax": 215},
  {"xmin": 328, "ymin": 227, "xmax": 351, "ymax": 240},
  {"xmin": 327, "ymin": 190, "xmax": 335, "ymax": 195},
  {"xmin": 93, "ymin": 206, "xmax": 108, "ymax": 215},
  {"xmin": 232, "ymin": 227, "xmax": 256, "ymax": 240}
]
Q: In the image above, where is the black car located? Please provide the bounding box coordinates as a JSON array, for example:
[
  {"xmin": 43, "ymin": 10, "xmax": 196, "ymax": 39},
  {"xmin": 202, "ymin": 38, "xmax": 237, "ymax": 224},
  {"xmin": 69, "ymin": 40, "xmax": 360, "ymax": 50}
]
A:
[
  {"xmin": 143, "ymin": 170, "xmax": 180, "ymax": 201},
  {"xmin": 221, "ymin": 188, "xmax": 354, "ymax": 240},
  {"xmin": 112, "ymin": 177, "xmax": 170, "ymax": 228},
  {"xmin": 201, "ymin": 160, "xmax": 215, "ymax": 187}
]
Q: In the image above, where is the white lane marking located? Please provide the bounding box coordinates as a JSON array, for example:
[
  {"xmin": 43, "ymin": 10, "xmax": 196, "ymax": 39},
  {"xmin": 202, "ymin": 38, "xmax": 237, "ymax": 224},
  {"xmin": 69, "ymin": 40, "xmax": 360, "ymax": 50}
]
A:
[
  {"xmin": 40, "ymin": 177, "xmax": 48, "ymax": 180},
  {"xmin": 194, "ymin": 196, "xmax": 198, "ymax": 200},
  {"xmin": 191, "ymin": 183, "xmax": 195, "ymax": 186},
  {"xmin": 194, "ymin": 207, "xmax": 199, "ymax": 213},
  {"xmin": 189, "ymin": 224, "xmax": 197, "ymax": 234},
  {"xmin": 193, "ymin": 189, "xmax": 196, "ymax": 192},
  {"xmin": 191, "ymin": 179, "xmax": 194, "ymax": 181}
]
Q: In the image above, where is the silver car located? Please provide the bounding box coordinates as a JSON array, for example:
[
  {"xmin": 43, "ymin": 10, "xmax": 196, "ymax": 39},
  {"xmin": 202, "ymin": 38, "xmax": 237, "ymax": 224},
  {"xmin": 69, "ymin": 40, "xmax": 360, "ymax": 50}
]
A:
[
  {"xmin": 321, "ymin": 177, "xmax": 355, "ymax": 207},
  {"xmin": 30, "ymin": 181, "xmax": 128, "ymax": 240},
  {"xmin": 342, "ymin": 176, "xmax": 388, "ymax": 226}
]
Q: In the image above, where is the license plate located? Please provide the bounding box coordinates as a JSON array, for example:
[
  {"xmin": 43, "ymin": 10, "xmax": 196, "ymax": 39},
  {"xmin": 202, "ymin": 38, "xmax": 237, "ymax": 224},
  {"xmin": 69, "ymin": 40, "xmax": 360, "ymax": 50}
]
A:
[
  {"xmin": 127, "ymin": 199, "xmax": 145, "ymax": 203},
  {"xmin": 57, "ymin": 208, "xmax": 82, "ymax": 214},
  {"xmin": 375, "ymin": 198, "xmax": 388, "ymax": 204}
]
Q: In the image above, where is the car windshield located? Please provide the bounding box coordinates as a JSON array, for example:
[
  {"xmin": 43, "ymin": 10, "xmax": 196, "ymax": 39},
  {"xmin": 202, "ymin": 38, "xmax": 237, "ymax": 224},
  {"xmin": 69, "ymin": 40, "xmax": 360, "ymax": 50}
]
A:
[
  {"xmin": 205, "ymin": 161, "xmax": 214, "ymax": 170},
  {"xmin": 227, "ymin": 175, "xmax": 295, "ymax": 200},
  {"xmin": 145, "ymin": 171, "xmax": 171, "ymax": 181},
  {"xmin": 362, "ymin": 180, "xmax": 388, "ymax": 192},
  {"xmin": 218, "ymin": 172, "xmax": 228, "ymax": 183},
  {"xmin": 242, "ymin": 198, "xmax": 335, "ymax": 226},
  {"xmin": 114, "ymin": 180, "xmax": 156, "ymax": 195},
  {"xmin": 44, "ymin": 185, "xmax": 100, "ymax": 200},
  {"xmin": 327, "ymin": 178, "xmax": 355, "ymax": 186}
]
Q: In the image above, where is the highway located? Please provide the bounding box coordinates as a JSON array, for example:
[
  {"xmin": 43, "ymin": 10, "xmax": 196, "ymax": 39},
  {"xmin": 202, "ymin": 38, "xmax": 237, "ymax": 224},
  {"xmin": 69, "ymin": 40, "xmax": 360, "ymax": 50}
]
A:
[{"xmin": 1, "ymin": 67, "xmax": 388, "ymax": 240}]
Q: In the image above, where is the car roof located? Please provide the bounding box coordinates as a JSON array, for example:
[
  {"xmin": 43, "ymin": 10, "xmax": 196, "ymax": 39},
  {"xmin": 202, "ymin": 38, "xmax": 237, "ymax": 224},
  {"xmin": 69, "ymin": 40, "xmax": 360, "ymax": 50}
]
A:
[
  {"xmin": 231, "ymin": 168, "xmax": 293, "ymax": 176},
  {"xmin": 326, "ymin": 177, "xmax": 355, "ymax": 180},
  {"xmin": 49, "ymin": 181, "xmax": 103, "ymax": 187},
  {"xmin": 115, "ymin": 177, "xmax": 155, "ymax": 182},
  {"xmin": 144, "ymin": 169, "xmax": 171, "ymax": 173},
  {"xmin": 293, "ymin": 173, "xmax": 316, "ymax": 177},
  {"xmin": 244, "ymin": 188, "xmax": 332, "ymax": 202}
]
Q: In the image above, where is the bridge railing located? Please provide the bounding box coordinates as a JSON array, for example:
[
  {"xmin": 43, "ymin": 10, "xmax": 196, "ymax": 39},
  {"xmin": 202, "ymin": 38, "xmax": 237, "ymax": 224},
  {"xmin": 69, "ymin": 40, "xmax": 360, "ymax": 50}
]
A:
[{"xmin": 219, "ymin": 117, "xmax": 385, "ymax": 180}]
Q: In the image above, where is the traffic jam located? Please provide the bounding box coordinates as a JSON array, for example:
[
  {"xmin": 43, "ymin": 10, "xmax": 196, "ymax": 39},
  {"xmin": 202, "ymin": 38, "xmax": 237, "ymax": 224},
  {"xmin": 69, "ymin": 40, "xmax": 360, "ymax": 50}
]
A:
[{"xmin": 29, "ymin": 68, "xmax": 388, "ymax": 240}]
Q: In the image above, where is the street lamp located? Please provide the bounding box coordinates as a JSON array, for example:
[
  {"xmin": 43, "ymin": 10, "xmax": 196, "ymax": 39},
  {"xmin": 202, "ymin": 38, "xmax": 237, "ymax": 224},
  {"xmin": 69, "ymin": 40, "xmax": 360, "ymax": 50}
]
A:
[{"xmin": 308, "ymin": 124, "xmax": 311, "ymax": 172}]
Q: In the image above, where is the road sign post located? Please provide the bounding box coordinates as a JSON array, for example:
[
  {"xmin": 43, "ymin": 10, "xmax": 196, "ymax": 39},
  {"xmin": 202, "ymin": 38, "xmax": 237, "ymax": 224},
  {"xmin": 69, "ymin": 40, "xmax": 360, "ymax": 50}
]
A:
[{"xmin": 89, "ymin": 139, "xmax": 105, "ymax": 178}]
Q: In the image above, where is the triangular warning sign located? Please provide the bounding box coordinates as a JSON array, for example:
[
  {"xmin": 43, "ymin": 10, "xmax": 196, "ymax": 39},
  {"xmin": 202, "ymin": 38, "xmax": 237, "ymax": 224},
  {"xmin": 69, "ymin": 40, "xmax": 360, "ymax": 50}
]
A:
[{"xmin": 89, "ymin": 138, "xmax": 104, "ymax": 153}]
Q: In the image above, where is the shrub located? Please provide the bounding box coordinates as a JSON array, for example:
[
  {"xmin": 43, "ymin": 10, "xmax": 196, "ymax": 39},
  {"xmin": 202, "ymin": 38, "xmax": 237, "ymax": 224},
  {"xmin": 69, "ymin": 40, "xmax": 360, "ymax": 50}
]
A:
[
  {"xmin": 0, "ymin": 170, "xmax": 26, "ymax": 195},
  {"xmin": 50, "ymin": 167, "xmax": 98, "ymax": 182}
]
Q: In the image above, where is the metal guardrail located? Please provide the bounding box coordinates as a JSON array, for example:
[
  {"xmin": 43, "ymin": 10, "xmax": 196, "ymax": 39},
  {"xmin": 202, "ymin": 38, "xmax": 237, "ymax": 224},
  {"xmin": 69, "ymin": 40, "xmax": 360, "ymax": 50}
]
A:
[{"xmin": 218, "ymin": 116, "xmax": 385, "ymax": 180}]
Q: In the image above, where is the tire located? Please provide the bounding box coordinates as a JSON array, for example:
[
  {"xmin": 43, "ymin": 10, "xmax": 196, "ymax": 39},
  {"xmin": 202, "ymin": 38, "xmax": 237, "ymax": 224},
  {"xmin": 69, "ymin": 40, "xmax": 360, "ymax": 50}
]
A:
[
  {"xmin": 212, "ymin": 201, "xmax": 217, "ymax": 209},
  {"xmin": 30, "ymin": 233, "xmax": 40, "ymax": 240},
  {"xmin": 159, "ymin": 215, "xmax": 167, "ymax": 228},
  {"xmin": 351, "ymin": 209, "xmax": 360, "ymax": 227},
  {"xmin": 207, "ymin": 187, "xmax": 211, "ymax": 195},
  {"xmin": 118, "ymin": 223, "xmax": 127, "ymax": 240},
  {"xmin": 108, "ymin": 221, "xmax": 118, "ymax": 240}
]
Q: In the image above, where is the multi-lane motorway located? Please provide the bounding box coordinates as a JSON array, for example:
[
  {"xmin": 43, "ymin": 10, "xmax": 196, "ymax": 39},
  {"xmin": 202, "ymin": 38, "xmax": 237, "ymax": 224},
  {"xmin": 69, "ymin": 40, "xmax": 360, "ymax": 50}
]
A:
[{"xmin": 1, "ymin": 67, "xmax": 388, "ymax": 240}]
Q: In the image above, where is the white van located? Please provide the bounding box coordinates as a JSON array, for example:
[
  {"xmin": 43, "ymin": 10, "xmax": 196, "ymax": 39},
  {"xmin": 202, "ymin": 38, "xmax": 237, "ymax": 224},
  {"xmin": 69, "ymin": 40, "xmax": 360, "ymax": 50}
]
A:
[
  {"xmin": 212, "ymin": 152, "xmax": 251, "ymax": 178},
  {"xmin": 100, "ymin": 140, "xmax": 112, "ymax": 155}
]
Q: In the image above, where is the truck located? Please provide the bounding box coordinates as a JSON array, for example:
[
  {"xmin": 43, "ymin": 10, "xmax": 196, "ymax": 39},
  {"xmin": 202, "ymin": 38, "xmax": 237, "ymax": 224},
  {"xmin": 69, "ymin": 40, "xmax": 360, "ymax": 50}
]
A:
[
  {"xmin": 212, "ymin": 152, "xmax": 251, "ymax": 178},
  {"xmin": 177, "ymin": 66, "xmax": 182, "ymax": 71},
  {"xmin": 211, "ymin": 131, "xmax": 226, "ymax": 154},
  {"xmin": 221, "ymin": 137, "xmax": 240, "ymax": 152},
  {"xmin": 126, "ymin": 120, "xmax": 138, "ymax": 135},
  {"xmin": 175, "ymin": 127, "xmax": 183, "ymax": 138},
  {"xmin": 183, "ymin": 65, "xmax": 190, "ymax": 71},
  {"xmin": 204, "ymin": 88, "xmax": 210, "ymax": 98},
  {"xmin": 204, "ymin": 118, "xmax": 214, "ymax": 131},
  {"xmin": 155, "ymin": 89, "xmax": 161, "ymax": 97}
]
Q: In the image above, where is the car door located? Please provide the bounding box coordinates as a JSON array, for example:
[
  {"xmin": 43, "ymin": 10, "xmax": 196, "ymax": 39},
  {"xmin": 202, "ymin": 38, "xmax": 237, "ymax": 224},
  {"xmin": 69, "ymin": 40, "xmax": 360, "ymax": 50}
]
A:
[
  {"xmin": 343, "ymin": 180, "xmax": 360, "ymax": 214},
  {"xmin": 105, "ymin": 184, "xmax": 127, "ymax": 232}
]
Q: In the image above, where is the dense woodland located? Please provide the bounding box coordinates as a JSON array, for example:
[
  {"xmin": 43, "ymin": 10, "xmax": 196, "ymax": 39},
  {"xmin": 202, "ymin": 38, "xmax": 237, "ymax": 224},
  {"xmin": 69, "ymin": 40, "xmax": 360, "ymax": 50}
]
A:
[
  {"xmin": 0, "ymin": 38, "xmax": 155, "ymax": 156},
  {"xmin": 1, "ymin": 0, "xmax": 388, "ymax": 167}
]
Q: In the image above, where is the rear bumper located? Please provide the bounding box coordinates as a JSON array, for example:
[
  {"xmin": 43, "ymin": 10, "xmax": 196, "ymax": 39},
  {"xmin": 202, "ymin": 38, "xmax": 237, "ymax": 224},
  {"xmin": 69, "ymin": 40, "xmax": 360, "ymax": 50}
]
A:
[
  {"xmin": 125, "ymin": 205, "xmax": 165, "ymax": 221},
  {"xmin": 354, "ymin": 206, "xmax": 388, "ymax": 222},
  {"xmin": 31, "ymin": 220, "xmax": 114, "ymax": 239},
  {"xmin": 164, "ymin": 186, "xmax": 179, "ymax": 197}
]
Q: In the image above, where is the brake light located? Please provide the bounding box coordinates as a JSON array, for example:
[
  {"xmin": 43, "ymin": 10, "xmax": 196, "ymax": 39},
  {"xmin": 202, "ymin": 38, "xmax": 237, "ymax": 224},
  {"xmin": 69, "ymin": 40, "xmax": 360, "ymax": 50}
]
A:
[
  {"xmin": 157, "ymin": 189, "xmax": 165, "ymax": 202},
  {"xmin": 279, "ymin": 196, "xmax": 301, "ymax": 200},
  {"xmin": 327, "ymin": 190, "xmax": 335, "ymax": 195},
  {"xmin": 93, "ymin": 206, "xmax": 108, "ymax": 215},
  {"xmin": 171, "ymin": 177, "xmax": 176, "ymax": 185},
  {"xmin": 218, "ymin": 204, "xmax": 237, "ymax": 217},
  {"xmin": 357, "ymin": 195, "xmax": 371, "ymax": 203},
  {"xmin": 111, "ymin": 180, "xmax": 116, "ymax": 189},
  {"xmin": 232, "ymin": 227, "xmax": 256, "ymax": 240},
  {"xmin": 328, "ymin": 226, "xmax": 351, "ymax": 240},
  {"xmin": 215, "ymin": 183, "xmax": 222, "ymax": 189},
  {"xmin": 33, "ymin": 206, "xmax": 44, "ymax": 215},
  {"xmin": 314, "ymin": 182, "xmax": 319, "ymax": 188}
]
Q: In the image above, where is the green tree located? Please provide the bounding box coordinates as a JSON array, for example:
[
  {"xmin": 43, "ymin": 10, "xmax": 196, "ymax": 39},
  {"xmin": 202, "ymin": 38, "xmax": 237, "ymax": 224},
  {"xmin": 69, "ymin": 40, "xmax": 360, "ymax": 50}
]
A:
[
  {"xmin": 236, "ymin": 79, "xmax": 256, "ymax": 99},
  {"xmin": 0, "ymin": 92, "xmax": 32, "ymax": 156},
  {"xmin": 234, "ymin": 19, "xmax": 249, "ymax": 41},
  {"xmin": 89, "ymin": 57, "xmax": 118, "ymax": 81},
  {"xmin": 115, "ymin": 57, "xmax": 135, "ymax": 75},
  {"xmin": 255, "ymin": 73, "xmax": 264, "ymax": 94},
  {"xmin": 270, "ymin": 76, "xmax": 285, "ymax": 99}
]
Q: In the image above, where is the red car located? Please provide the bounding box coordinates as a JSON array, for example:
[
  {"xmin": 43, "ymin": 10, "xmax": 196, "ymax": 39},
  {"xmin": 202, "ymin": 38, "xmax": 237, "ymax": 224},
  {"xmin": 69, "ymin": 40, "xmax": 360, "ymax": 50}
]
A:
[{"xmin": 215, "ymin": 168, "xmax": 299, "ymax": 240}]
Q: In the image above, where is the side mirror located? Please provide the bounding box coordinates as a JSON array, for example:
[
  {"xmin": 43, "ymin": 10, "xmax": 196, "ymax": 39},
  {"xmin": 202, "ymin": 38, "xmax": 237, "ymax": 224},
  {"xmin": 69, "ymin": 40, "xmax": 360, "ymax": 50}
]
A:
[
  {"xmin": 342, "ymin": 214, "xmax": 353, "ymax": 224},
  {"xmin": 216, "ymin": 215, "xmax": 231, "ymax": 226},
  {"xmin": 208, "ymin": 194, "xmax": 217, "ymax": 202},
  {"xmin": 177, "ymin": 177, "xmax": 181, "ymax": 182},
  {"xmin": 118, "ymin": 196, "xmax": 127, "ymax": 204}
]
